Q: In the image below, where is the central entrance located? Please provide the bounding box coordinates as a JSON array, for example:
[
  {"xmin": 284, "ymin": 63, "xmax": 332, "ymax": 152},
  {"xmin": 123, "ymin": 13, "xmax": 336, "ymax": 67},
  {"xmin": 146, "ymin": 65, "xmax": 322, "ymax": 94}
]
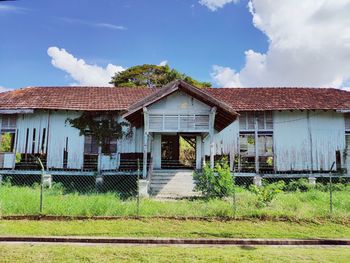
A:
[{"xmin": 161, "ymin": 134, "xmax": 196, "ymax": 169}]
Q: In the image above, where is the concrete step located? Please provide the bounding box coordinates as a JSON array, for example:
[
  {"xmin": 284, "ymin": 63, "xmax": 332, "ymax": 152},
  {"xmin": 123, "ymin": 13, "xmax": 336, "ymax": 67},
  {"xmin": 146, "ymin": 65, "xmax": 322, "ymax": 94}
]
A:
[{"xmin": 149, "ymin": 169, "xmax": 197, "ymax": 198}]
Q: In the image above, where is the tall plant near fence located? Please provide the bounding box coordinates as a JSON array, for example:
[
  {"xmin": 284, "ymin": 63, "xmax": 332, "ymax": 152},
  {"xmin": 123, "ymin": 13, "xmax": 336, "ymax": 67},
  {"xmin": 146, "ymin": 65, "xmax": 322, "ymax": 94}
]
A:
[{"xmin": 193, "ymin": 160, "xmax": 234, "ymax": 199}]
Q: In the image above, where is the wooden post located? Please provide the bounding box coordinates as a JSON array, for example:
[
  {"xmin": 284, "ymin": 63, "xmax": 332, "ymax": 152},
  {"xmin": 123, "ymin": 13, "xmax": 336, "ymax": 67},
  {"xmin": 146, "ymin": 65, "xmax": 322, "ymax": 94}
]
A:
[
  {"xmin": 307, "ymin": 111, "xmax": 313, "ymax": 173},
  {"xmin": 254, "ymin": 116, "xmax": 259, "ymax": 173},
  {"xmin": 97, "ymin": 145, "xmax": 102, "ymax": 173},
  {"xmin": 229, "ymin": 150, "xmax": 234, "ymax": 172},
  {"xmin": 209, "ymin": 107, "xmax": 217, "ymax": 169},
  {"xmin": 143, "ymin": 107, "xmax": 149, "ymax": 179},
  {"xmin": 201, "ymin": 134, "xmax": 206, "ymax": 167},
  {"xmin": 196, "ymin": 135, "xmax": 202, "ymax": 170},
  {"xmin": 143, "ymin": 132, "xmax": 148, "ymax": 179}
]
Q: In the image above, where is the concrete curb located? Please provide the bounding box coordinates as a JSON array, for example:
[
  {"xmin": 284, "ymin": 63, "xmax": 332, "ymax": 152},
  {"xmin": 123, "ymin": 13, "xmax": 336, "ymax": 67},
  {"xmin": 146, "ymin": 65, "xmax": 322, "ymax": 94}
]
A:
[
  {"xmin": 0, "ymin": 236, "xmax": 349, "ymax": 246},
  {"xmin": 0, "ymin": 215, "xmax": 337, "ymax": 224}
]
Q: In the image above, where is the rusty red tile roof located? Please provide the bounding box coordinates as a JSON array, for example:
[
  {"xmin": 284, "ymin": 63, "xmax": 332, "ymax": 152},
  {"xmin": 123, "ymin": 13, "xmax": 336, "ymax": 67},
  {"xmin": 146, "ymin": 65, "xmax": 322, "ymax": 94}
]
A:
[
  {"xmin": 0, "ymin": 86, "xmax": 348, "ymax": 111},
  {"xmin": 0, "ymin": 86, "xmax": 157, "ymax": 111},
  {"xmin": 204, "ymin": 87, "xmax": 350, "ymax": 111}
]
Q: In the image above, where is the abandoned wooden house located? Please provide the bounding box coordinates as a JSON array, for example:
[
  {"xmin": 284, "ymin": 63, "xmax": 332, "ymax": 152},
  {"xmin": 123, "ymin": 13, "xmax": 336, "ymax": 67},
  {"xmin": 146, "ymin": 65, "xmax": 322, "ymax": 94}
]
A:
[{"xmin": 0, "ymin": 80, "xmax": 349, "ymax": 195}]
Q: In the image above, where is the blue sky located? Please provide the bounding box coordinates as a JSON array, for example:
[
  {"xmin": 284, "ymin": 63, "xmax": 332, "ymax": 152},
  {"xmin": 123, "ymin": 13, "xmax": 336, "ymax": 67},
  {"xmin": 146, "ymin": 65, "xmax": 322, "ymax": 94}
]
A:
[
  {"xmin": 0, "ymin": 0, "xmax": 349, "ymax": 89},
  {"xmin": 0, "ymin": 0, "xmax": 266, "ymax": 88}
]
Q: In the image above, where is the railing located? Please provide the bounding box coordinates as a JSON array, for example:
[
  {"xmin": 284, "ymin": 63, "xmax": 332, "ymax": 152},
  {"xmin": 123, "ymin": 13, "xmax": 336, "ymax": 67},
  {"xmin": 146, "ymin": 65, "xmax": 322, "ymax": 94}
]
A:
[{"xmin": 148, "ymin": 114, "xmax": 210, "ymax": 132}]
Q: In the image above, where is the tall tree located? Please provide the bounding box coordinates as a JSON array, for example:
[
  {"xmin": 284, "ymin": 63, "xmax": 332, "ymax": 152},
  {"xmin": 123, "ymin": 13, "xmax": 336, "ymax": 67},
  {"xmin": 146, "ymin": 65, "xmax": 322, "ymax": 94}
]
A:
[{"xmin": 110, "ymin": 64, "xmax": 211, "ymax": 88}]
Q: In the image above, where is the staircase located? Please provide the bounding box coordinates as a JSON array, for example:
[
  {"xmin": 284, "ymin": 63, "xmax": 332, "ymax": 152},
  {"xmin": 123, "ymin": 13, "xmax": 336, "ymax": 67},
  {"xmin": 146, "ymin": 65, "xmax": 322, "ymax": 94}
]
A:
[{"xmin": 149, "ymin": 169, "xmax": 199, "ymax": 198}]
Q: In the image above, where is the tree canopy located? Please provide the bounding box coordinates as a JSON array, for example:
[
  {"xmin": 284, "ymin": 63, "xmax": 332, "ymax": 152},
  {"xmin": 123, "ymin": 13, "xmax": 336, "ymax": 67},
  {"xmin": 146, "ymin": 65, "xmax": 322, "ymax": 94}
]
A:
[{"xmin": 110, "ymin": 64, "xmax": 211, "ymax": 88}]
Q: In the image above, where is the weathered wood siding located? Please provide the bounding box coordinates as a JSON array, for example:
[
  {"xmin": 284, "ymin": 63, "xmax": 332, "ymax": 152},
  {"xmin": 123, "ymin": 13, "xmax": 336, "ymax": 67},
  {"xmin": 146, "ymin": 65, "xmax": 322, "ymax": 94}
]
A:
[
  {"xmin": 16, "ymin": 111, "xmax": 49, "ymax": 154},
  {"xmin": 46, "ymin": 111, "xmax": 85, "ymax": 169},
  {"xmin": 1, "ymin": 108, "xmax": 348, "ymax": 173},
  {"xmin": 148, "ymin": 90, "xmax": 211, "ymax": 114},
  {"xmin": 203, "ymin": 121, "xmax": 239, "ymax": 156},
  {"xmin": 273, "ymin": 111, "xmax": 344, "ymax": 171}
]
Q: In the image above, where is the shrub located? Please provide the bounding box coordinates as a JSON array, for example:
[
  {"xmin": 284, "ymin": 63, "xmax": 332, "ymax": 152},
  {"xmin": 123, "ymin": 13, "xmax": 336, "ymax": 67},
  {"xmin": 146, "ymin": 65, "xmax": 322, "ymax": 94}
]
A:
[
  {"xmin": 249, "ymin": 180, "xmax": 285, "ymax": 208},
  {"xmin": 193, "ymin": 161, "xmax": 234, "ymax": 199},
  {"xmin": 315, "ymin": 182, "xmax": 347, "ymax": 192},
  {"xmin": 284, "ymin": 178, "xmax": 312, "ymax": 192}
]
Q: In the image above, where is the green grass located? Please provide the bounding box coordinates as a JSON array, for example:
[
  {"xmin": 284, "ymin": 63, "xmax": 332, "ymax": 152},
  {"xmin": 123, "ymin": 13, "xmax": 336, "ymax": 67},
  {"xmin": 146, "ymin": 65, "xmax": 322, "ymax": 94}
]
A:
[
  {"xmin": 0, "ymin": 185, "xmax": 349, "ymax": 221},
  {"xmin": 0, "ymin": 219, "xmax": 349, "ymax": 239},
  {"xmin": 0, "ymin": 244, "xmax": 349, "ymax": 263}
]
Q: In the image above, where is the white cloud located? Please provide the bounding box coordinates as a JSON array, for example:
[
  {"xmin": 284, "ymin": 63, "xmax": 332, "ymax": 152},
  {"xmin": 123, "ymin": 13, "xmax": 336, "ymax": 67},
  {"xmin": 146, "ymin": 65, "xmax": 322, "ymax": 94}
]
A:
[
  {"xmin": 95, "ymin": 23, "xmax": 126, "ymax": 30},
  {"xmin": 158, "ymin": 60, "xmax": 168, "ymax": 66},
  {"xmin": 211, "ymin": 65, "xmax": 241, "ymax": 87},
  {"xmin": 59, "ymin": 17, "xmax": 126, "ymax": 31},
  {"xmin": 211, "ymin": 0, "xmax": 350, "ymax": 88},
  {"xmin": 47, "ymin": 47, "xmax": 125, "ymax": 86},
  {"xmin": 0, "ymin": 86, "xmax": 11, "ymax": 93},
  {"xmin": 0, "ymin": 4, "xmax": 27, "ymax": 14},
  {"xmin": 199, "ymin": 0, "xmax": 239, "ymax": 11}
]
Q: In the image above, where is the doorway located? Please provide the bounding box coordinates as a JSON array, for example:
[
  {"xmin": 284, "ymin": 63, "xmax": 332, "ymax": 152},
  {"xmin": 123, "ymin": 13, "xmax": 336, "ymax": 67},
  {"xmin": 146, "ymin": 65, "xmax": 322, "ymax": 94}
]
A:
[{"xmin": 161, "ymin": 134, "xmax": 196, "ymax": 169}]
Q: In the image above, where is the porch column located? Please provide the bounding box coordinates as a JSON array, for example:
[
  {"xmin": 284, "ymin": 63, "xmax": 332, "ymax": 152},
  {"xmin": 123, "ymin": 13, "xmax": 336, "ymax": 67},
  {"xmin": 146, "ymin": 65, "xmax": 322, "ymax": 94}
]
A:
[
  {"xmin": 153, "ymin": 134, "xmax": 161, "ymax": 169},
  {"xmin": 201, "ymin": 134, "xmax": 206, "ymax": 167},
  {"xmin": 209, "ymin": 107, "xmax": 217, "ymax": 169},
  {"xmin": 229, "ymin": 150, "xmax": 234, "ymax": 172},
  {"xmin": 196, "ymin": 135, "xmax": 202, "ymax": 170},
  {"xmin": 143, "ymin": 107, "xmax": 149, "ymax": 179}
]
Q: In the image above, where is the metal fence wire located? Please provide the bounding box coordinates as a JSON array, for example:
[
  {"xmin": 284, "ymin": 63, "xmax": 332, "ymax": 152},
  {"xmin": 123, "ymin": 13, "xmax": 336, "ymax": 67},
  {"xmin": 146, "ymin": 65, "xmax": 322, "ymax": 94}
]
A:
[{"xmin": 0, "ymin": 158, "xmax": 349, "ymax": 220}]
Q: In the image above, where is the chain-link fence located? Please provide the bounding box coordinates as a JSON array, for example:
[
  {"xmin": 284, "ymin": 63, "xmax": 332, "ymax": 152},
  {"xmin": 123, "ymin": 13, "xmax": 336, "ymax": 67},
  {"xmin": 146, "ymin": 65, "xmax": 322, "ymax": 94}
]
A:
[{"xmin": 0, "ymin": 157, "xmax": 349, "ymax": 221}]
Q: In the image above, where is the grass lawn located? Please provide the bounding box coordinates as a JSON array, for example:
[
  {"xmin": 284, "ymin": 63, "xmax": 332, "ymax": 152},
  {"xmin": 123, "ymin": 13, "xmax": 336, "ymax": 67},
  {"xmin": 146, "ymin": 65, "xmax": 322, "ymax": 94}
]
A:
[
  {"xmin": 0, "ymin": 185, "xmax": 349, "ymax": 221},
  {"xmin": 0, "ymin": 244, "xmax": 349, "ymax": 263},
  {"xmin": 0, "ymin": 219, "xmax": 349, "ymax": 239}
]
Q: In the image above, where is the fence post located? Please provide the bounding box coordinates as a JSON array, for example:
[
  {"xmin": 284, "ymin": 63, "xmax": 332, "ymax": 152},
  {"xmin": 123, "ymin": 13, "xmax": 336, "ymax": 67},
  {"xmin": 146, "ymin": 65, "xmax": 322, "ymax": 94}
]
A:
[
  {"xmin": 232, "ymin": 172, "xmax": 236, "ymax": 219},
  {"xmin": 137, "ymin": 158, "xmax": 140, "ymax": 217},
  {"xmin": 37, "ymin": 157, "xmax": 45, "ymax": 215},
  {"xmin": 329, "ymin": 161, "xmax": 335, "ymax": 215}
]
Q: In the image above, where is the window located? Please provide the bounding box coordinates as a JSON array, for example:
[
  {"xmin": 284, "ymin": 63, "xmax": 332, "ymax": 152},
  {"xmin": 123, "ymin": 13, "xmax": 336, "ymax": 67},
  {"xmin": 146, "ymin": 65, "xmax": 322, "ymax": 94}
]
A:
[
  {"xmin": 258, "ymin": 135, "xmax": 274, "ymax": 169},
  {"xmin": 239, "ymin": 133, "xmax": 256, "ymax": 171},
  {"xmin": 1, "ymin": 115, "xmax": 16, "ymax": 130},
  {"xmin": 84, "ymin": 135, "xmax": 99, "ymax": 155},
  {"xmin": 239, "ymin": 111, "xmax": 273, "ymax": 131},
  {"xmin": 101, "ymin": 138, "xmax": 117, "ymax": 154},
  {"xmin": 0, "ymin": 132, "xmax": 15, "ymax": 152},
  {"xmin": 238, "ymin": 111, "xmax": 274, "ymax": 172},
  {"xmin": 84, "ymin": 134, "xmax": 117, "ymax": 155}
]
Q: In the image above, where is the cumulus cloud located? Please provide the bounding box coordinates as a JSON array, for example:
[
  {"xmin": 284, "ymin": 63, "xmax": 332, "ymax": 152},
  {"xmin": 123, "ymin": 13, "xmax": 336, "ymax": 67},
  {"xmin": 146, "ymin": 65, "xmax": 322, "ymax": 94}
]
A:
[
  {"xmin": 211, "ymin": 65, "xmax": 241, "ymax": 86},
  {"xmin": 199, "ymin": 0, "xmax": 239, "ymax": 11},
  {"xmin": 158, "ymin": 60, "xmax": 168, "ymax": 66},
  {"xmin": 211, "ymin": 0, "xmax": 350, "ymax": 88},
  {"xmin": 47, "ymin": 47, "xmax": 125, "ymax": 86}
]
